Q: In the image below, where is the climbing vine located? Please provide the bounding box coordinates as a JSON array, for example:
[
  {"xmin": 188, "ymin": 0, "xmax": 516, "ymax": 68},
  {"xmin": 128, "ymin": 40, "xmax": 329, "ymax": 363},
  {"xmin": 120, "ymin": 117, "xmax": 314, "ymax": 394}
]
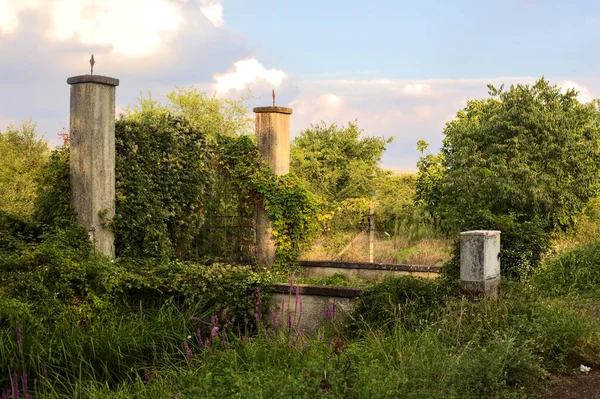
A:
[
  {"xmin": 113, "ymin": 109, "xmax": 209, "ymax": 259},
  {"xmin": 218, "ymin": 135, "xmax": 323, "ymax": 270}
]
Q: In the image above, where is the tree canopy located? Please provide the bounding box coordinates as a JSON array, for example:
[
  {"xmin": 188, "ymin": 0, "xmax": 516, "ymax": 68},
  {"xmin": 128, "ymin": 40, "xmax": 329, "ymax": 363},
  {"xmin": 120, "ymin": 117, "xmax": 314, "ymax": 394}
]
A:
[
  {"xmin": 416, "ymin": 78, "xmax": 600, "ymax": 276},
  {"xmin": 0, "ymin": 121, "xmax": 49, "ymax": 216},
  {"xmin": 291, "ymin": 121, "xmax": 392, "ymax": 203}
]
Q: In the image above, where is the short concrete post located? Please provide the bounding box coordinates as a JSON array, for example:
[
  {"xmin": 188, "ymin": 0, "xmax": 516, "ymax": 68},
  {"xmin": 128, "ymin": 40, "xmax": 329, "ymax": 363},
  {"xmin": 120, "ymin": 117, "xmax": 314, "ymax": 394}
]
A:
[
  {"xmin": 460, "ymin": 230, "xmax": 500, "ymax": 297},
  {"xmin": 67, "ymin": 75, "xmax": 119, "ymax": 258},
  {"xmin": 253, "ymin": 106, "xmax": 293, "ymax": 268}
]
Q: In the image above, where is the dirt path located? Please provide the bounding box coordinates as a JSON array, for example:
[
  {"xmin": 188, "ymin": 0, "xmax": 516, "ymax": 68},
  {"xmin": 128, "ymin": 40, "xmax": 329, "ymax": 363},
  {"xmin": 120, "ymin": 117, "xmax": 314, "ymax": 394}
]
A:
[{"xmin": 534, "ymin": 370, "xmax": 600, "ymax": 399}]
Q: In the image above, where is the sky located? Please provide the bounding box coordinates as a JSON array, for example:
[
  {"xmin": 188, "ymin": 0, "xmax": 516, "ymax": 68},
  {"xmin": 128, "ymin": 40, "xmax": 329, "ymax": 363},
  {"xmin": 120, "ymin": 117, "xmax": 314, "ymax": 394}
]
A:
[{"xmin": 0, "ymin": 0, "xmax": 599, "ymax": 169}]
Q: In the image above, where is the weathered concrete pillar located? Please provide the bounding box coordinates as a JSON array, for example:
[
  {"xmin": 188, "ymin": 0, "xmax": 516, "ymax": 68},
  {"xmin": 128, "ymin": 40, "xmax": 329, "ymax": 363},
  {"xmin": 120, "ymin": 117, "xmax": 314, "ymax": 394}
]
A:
[
  {"xmin": 253, "ymin": 106, "xmax": 293, "ymax": 268},
  {"xmin": 460, "ymin": 230, "xmax": 500, "ymax": 298},
  {"xmin": 67, "ymin": 75, "xmax": 119, "ymax": 257}
]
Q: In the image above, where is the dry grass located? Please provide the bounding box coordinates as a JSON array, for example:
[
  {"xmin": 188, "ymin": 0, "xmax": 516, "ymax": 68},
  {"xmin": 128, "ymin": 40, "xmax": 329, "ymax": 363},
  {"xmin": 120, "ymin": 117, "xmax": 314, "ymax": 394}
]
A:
[{"xmin": 301, "ymin": 232, "xmax": 452, "ymax": 266}]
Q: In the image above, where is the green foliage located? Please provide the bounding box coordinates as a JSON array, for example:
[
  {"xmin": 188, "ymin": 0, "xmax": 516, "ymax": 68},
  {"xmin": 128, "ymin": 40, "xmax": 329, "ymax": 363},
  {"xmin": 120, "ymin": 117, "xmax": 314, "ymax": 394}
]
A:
[
  {"xmin": 113, "ymin": 109, "xmax": 208, "ymax": 259},
  {"xmin": 119, "ymin": 259, "xmax": 270, "ymax": 318},
  {"xmin": 0, "ymin": 121, "xmax": 49, "ymax": 216},
  {"xmin": 2, "ymin": 277, "xmax": 599, "ymax": 398},
  {"xmin": 415, "ymin": 142, "xmax": 444, "ymax": 230},
  {"xmin": 416, "ymin": 78, "xmax": 600, "ymax": 277},
  {"xmin": 531, "ymin": 241, "xmax": 600, "ymax": 297},
  {"xmin": 374, "ymin": 174, "xmax": 436, "ymax": 241},
  {"xmin": 33, "ymin": 145, "xmax": 82, "ymax": 230},
  {"xmin": 291, "ymin": 121, "xmax": 391, "ymax": 202},
  {"xmin": 218, "ymin": 135, "xmax": 322, "ymax": 269},
  {"xmin": 128, "ymin": 87, "xmax": 253, "ymax": 143},
  {"xmin": 353, "ymin": 276, "xmax": 455, "ymax": 330}
]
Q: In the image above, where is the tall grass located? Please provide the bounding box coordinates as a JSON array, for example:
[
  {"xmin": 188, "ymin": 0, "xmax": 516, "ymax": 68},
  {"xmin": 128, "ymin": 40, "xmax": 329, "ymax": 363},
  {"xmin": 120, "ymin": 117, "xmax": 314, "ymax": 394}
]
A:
[{"xmin": 2, "ymin": 274, "xmax": 600, "ymax": 398}]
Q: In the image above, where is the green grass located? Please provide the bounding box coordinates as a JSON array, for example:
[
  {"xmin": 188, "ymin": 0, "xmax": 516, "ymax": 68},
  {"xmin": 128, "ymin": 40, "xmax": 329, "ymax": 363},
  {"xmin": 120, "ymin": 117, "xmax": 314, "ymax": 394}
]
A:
[
  {"xmin": 3, "ymin": 235, "xmax": 600, "ymax": 398},
  {"xmin": 2, "ymin": 275, "xmax": 600, "ymax": 398}
]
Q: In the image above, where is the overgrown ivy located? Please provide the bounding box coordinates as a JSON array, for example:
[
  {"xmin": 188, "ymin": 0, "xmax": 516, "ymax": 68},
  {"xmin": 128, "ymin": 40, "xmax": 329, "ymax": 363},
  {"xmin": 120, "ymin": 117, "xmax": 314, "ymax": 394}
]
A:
[
  {"xmin": 218, "ymin": 135, "xmax": 322, "ymax": 270},
  {"xmin": 113, "ymin": 110, "xmax": 208, "ymax": 260}
]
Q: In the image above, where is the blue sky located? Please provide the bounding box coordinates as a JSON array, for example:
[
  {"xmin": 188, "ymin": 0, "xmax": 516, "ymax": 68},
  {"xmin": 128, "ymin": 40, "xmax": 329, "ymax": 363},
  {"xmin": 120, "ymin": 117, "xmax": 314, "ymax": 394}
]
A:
[{"xmin": 0, "ymin": 0, "xmax": 598, "ymax": 169}]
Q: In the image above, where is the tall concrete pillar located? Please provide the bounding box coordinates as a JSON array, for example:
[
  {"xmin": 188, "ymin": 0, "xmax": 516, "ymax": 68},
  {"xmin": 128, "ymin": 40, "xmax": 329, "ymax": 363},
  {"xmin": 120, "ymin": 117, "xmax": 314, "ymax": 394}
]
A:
[
  {"xmin": 460, "ymin": 230, "xmax": 501, "ymax": 298},
  {"xmin": 67, "ymin": 75, "xmax": 119, "ymax": 257},
  {"xmin": 253, "ymin": 106, "xmax": 293, "ymax": 268}
]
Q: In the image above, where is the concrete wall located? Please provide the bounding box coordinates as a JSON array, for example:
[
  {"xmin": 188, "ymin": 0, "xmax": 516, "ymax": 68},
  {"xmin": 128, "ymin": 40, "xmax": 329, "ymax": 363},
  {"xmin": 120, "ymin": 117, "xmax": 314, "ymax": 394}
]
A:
[
  {"xmin": 270, "ymin": 283, "xmax": 361, "ymax": 332},
  {"xmin": 67, "ymin": 75, "xmax": 119, "ymax": 257},
  {"xmin": 299, "ymin": 260, "xmax": 440, "ymax": 281}
]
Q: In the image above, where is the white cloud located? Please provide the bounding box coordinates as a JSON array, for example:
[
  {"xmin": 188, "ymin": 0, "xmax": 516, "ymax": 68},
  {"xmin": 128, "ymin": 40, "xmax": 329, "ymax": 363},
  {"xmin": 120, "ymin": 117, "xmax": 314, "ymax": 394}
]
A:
[
  {"xmin": 557, "ymin": 80, "xmax": 594, "ymax": 103},
  {"xmin": 198, "ymin": 0, "xmax": 224, "ymax": 27},
  {"xmin": 402, "ymin": 83, "xmax": 434, "ymax": 97},
  {"xmin": 0, "ymin": 0, "xmax": 193, "ymax": 55},
  {"xmin": 50, "ymin": 0, "xmax": 184, "ymax": 55},
  {"xmin": 0, "ymin": 0, "xmax": 41, "ymax": 34},
  {"xmin": 213, "ymin": 58, "xmax": 287, "ymax": 94}
]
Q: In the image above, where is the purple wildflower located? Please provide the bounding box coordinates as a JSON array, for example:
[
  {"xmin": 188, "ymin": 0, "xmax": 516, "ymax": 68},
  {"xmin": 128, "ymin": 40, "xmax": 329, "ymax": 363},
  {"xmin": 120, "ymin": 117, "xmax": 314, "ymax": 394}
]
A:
[
  {"xmin": 43, "ymin": 361, "xmax": 48, "ymax": 379},
  {"xmin": 210, "ymin": 315, "xmax": 217, "ymax": 330},
  {"xmin": 205, "ymin": 338, "xmax": 211, "ymax": 347},
  {"xmin": 21, "ymin": 373, "xmax": 28, "ymax": 399},
  {"xmin": 221, "ymin": 329, "xmax": 227, "ymax": 348},
  {"xmin": 231, "ymin": 317, "xmax": 236, "ymax": 325},
  {"xmin": 289, "ymin": 276, "xmax": 294, "ymax": 292},
  {"xmin": 16, "ymin": 322, "xmax": 22, "ymax": 349},
  {"xmin": 12, "ymin": 372, "xmax": 19, "ymax": 399},
  {"xmin": 183, "ymin": 341, "xmax": 193, "ymax": 360},
  {"xmin": 222, "ymin": 309, "xmax": 228, "ymax": 321},
  {"xmin": 272, "ymin": 310, "xmax": 279, "ymax": 331},
  {"xmin": 143, "ymin": 370, "xmax": 151, "ymax": 383},
  {"xmin": 211, "ymin": 326, "xmax": 219, "ymax": 338},
  {"xmin": 280, "ymin": 297, "xmax": 285, "ymax": 312},
  {"xmin": 287, "ymin": 313, "xmax": 292, "ymax": 330},
  {"xmin": 302, "ymin": 342, "xmax": 308, "ymax": 351},
  {"xmin": 254, "ymin": 312, "xmax": 260, "ymax": 322},
  {"xmin": 196, "ymin": 328, "xmax": 202, "ymax": 346},
  {"xmin": 2, "ymin": 391, "xmax": 9, "ymax": 399},
  {"xmin": 190, "ymin": 316, "xmax": 201, "ymax": 322},
  {"xmin": 250, "ymin": 324, "xmax": 254, "ymax": 332}
]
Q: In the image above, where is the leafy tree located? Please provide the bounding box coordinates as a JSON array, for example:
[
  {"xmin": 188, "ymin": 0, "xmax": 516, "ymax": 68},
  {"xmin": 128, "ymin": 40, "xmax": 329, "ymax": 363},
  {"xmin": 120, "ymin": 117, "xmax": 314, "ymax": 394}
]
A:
[
  {"xmin": 374, "ymin": 174, "xmax": 436, "ymax": 241},
  {"xmin": 127, "ymin": 87, "xmax": 253, "ymax": 143},
  {"xmin": 0, "ymin": 121, "xmax": 49, "ymax": 216},
  {"xmin": 416, "ymin": 78, "xmax": 600, "ymax": 277},
  {"xmin": 291, "ymin": 121, "xmax": 392, "ymax": 203}
]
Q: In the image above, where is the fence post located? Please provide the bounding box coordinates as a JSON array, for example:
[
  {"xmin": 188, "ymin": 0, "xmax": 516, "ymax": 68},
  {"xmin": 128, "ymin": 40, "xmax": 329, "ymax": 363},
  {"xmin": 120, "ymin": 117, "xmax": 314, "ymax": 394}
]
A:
[
  {"xmin": 253, "ymin": 106, "xmax": 293, "ymax": 268},
  {"xmin": 67, "ymin": 74, "xmax": 119, "ymax": 258},
  {"xmin": 460, "ymin": 230, "xmax": 500, "ymax": 298}
]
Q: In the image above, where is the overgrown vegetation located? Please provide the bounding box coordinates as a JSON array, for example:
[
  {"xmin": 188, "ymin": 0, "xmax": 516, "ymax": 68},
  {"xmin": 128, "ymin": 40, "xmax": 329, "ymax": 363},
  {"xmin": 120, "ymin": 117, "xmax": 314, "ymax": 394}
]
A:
[
  {"xmin": 2, "ymin": 78, "xmax": 600, "ymax": 398},
  {"xmin": 417, "ymin": 78, "xmax": 600, "ymax": 277},
  {"xmin": 0, "ymin": 121, "xmax": 49, "ymax": 216}
]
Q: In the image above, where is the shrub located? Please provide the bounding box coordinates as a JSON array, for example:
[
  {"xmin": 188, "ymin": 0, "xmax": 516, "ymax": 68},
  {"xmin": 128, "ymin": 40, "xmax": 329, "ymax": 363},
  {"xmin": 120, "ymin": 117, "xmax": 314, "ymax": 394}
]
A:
[
  {"xmin": 353, "ymin": 276, "xmax": 455, "ymax": 330},
  {"xmin": 531, "ymin": 241, "xmax": 600, "ymax": 297}
]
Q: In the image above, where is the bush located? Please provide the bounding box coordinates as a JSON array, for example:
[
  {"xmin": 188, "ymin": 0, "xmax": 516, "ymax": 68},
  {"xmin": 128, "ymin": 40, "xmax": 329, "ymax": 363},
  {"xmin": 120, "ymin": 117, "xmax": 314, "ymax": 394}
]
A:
[
  {"xmin": 531, "ymin": 241, "xmax": 600, "ymax": 297},
  {"xmin": 353, "ymin": 276, "xmax": 455, "ymax": 330}
]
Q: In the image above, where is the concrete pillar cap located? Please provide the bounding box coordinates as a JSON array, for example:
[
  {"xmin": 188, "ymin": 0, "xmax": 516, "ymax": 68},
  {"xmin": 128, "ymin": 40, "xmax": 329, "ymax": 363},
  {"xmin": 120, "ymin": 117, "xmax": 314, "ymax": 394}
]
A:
[
  {"xmin": 67, "ymin": 75, "xmax": 120, "ymax": 87},
  {"xmin": 253, "ymin": 106, "xmax": 292, "ymax": 115},
  {"xmin": 460, "ymin": 230, "xmax": 501, "ymax": 236}
]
